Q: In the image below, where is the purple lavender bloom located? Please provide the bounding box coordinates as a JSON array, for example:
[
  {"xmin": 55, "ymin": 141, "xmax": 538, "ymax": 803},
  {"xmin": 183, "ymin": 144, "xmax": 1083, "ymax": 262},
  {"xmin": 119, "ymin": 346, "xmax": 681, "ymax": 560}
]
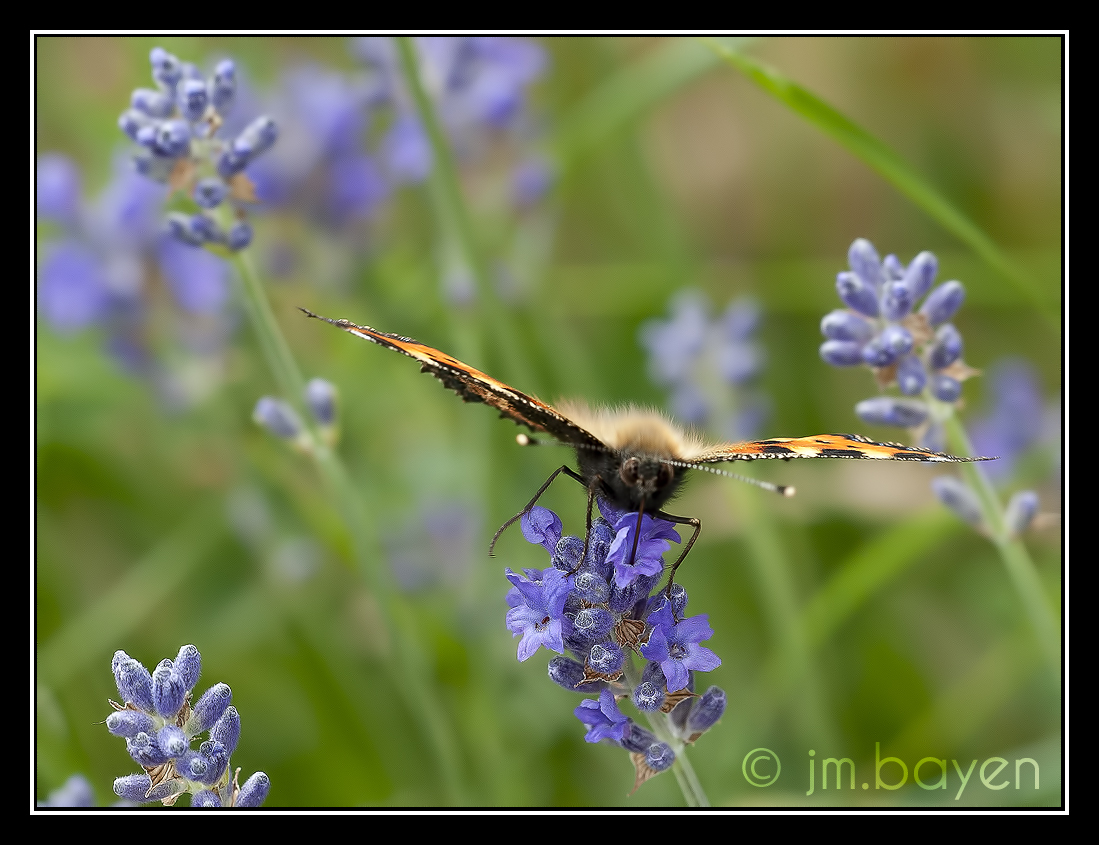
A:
[
  {"xmin": 606, "ymin": 511, "xmax": 680, "ymax": 590},
  {"xmin": 38, "ymin": 774, "xmax": 95, "ymax": 808},
  {"xmin": 36, "ymin": 241, "xmax": 111, "ymax": 332},
  {"xmin": 520, "ymin": 506, "xmax": 562, "ymax": 554},
  {"xmin": 36, "ymin": 154, "xmax": 82, "ymax": 223},
  {"xmin": 640, "ymin": 601, "xmax": 721, "ymax": 692},
  {"xmin": 105, "ymin": 645, "xmax": 268, "ymax": 807},
  {"xmin": 507, "ymin": 501, "xmax": 725, "ymax": 788},
  {"xmin": 821, "ymin": 239, "xmax": 979, "ymax": 443},
  {"xmin": 235, "ymin": 772, "xmax": 271, "ymax": 808},
  {"xmin": 641, "ymin": 292, "xmax": 769, "ymax": 440},
  {"xmin": 969, "ymin": 360, "xmax": 1054, "ymax": 483},
  {"xmin": 505, "ymin": 566, "xmax": 570, "ymax": 661},
  {"xmin": 574, "ymin": 689, "xmax": 631, "ymax": 744}
]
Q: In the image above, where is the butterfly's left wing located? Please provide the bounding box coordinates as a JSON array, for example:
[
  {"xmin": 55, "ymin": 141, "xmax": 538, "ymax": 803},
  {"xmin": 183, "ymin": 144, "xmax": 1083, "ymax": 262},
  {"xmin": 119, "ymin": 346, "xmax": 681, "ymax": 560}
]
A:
[
  {"xmin": 301, "ymin": 309, "xmax": 606, "ymax": 452},
  {"xmin": 689, "ymin": 433, "xmax": 992, "ymax": 464}
]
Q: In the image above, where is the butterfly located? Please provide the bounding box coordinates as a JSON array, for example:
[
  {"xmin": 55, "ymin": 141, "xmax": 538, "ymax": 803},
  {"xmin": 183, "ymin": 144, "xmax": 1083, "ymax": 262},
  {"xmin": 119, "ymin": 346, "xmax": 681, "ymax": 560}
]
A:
[{"xmin": 302, "ymin": 308, "xmax": 992, "ymax": 591}]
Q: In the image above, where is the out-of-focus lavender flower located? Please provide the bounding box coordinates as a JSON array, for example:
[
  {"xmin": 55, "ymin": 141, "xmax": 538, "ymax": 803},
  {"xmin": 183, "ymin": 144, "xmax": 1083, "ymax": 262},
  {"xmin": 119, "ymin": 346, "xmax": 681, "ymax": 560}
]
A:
[
  {"xmin": 107, "ymin": 645, "xmax": 268, "ymax": 808},
  {"xmin": 36, "ymin": 154, "xmax": 82, "ymax": 224},
  {"xmin": 37, "ymin": 774, "xmax": 95, "ymax": 807},
  {"xmin": 386, "ymin": 500, "xmax": 480, "ymax": 590},
  {"xmin": 119, "ymin": 46, "xmax": 276, "ymax": 255},
  {"xmin": 930, "ymin": 359, "xmax": 1058, "ymax": 538},
  {"xmin": 820, "ymin": 239, "xmax": 977, "ymax": 449},
  {"xmin": 505, "ymin": 499, "xmax": 726, "ymax": 791},
  {"xmin": 640, "ymin": 291, "xmax": 769, "ymax": 442},
  {"xmin": 969, "ymin": 360, "xmax": 1059, "ymax": 484}
]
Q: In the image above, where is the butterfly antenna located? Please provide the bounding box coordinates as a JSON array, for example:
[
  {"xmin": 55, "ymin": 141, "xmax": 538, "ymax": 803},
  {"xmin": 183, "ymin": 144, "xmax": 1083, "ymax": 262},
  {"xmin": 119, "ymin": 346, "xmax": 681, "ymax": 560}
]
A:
[{"xmin": 665, "ymin": 459, "xmax": 796, "ymax": 497}]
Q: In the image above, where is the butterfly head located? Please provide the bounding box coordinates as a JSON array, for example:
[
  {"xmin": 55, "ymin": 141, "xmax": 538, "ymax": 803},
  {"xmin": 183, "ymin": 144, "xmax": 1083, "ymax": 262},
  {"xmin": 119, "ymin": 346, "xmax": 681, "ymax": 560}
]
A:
[{"xmin": 578, "ymin": 448, "xmax": 686, "ymax": 514}]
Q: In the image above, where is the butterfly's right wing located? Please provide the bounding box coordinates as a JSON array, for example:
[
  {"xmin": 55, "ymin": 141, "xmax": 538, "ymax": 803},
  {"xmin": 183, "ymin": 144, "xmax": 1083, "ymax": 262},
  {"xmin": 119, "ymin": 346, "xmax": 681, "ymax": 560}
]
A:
[
  {"xmin": 302, "ymin": 309, "xmax": 606, "ymax": 451},
  {"xmin": 689, "ymin": 433, "xmax": 993, "ymax": 464}
]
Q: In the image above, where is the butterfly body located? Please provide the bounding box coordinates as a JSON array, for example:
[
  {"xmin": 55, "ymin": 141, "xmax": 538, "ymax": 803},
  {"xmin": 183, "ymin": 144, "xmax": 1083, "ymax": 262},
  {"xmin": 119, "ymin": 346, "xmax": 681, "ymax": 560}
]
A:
[{"xmin": 302, "ymin": 309, "xmax": 992, "ymax": 587}]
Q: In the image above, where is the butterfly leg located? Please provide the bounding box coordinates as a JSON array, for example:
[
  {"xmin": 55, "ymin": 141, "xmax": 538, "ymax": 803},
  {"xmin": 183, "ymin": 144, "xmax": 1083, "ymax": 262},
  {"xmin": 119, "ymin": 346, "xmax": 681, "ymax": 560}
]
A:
[
  {"xmin": 652, "ymin": 510, "xmax": 702, "ymax": 606},
  {"xmin": 489, "ymin": 465, "xmax": 587, "ymax": 556}
]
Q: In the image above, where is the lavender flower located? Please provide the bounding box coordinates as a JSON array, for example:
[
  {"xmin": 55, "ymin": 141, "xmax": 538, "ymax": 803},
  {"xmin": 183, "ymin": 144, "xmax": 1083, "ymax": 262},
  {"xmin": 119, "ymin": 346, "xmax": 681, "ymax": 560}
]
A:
[
  {"xmin": 505, "ymin": 500, "xmax": 726, "ymax": 791},
  {"xmin": 820, "ymin": 238, "xmax": 977, "ymax": 449},
  {"xmin": 121, "ymin": 47, "xmax": 276, "ymax": 254},
  {"xmin": 640, "ymin": 292, "xmax": 769, "ymax": 441},
  {"xmin": 107, "ymin": 645, "xmax": 268, "ymax": 808}
]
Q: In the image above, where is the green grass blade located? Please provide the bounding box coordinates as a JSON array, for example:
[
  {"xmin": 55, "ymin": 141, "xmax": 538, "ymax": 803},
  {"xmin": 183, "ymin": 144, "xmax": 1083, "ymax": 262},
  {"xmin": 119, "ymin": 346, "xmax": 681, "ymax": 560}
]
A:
[
  {"xmin": 700, "ymin": 37, "xmax": 1058, "ymax": 328},
  {"xmin": 801, "ymin": 509, "xmax": 960, "ymax": 651}
]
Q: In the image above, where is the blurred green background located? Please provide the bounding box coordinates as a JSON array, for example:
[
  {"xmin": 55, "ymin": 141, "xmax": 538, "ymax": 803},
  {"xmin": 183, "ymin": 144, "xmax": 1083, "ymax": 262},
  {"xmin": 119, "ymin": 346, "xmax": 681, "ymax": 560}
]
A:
[{"xmin": 36, "ymin": 36, "xmax": 1061, "ymax": 807}]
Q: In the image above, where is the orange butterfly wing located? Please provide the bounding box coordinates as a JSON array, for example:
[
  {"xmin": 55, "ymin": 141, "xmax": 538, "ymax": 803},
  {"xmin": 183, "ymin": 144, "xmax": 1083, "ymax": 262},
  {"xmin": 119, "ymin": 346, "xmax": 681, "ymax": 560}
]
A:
[
  {"xmin": 301, "ymin": 309, "xmax": 605, "ymax": 451},
  {"xmin": 690, "ymin": 433, "xmax": 991, "ymax": 464}
]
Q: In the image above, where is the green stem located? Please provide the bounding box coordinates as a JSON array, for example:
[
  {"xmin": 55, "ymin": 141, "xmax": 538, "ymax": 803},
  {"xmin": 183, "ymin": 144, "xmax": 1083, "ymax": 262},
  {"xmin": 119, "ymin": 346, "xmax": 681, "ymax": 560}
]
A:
[
  {"xmin": 624, "ymin": 661, "xmax": 710, "ymax": 807},
  {"xmin": 229, "ymin": 249, "xmax": 469, "ymax": 804},
  {"xmin": 393, "ymin": 37, "xmax": 537, "ymax": 393},
  {"xmin": 943, "ymin": 415, "xmax": 1060, "ymax": 672}
]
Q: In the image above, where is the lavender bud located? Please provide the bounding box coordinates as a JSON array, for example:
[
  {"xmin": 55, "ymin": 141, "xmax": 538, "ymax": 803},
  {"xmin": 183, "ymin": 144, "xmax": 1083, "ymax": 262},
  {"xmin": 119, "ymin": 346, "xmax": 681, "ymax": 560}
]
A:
[
  {"xmin": 151, "ymin": 660, "xmax": 186, "ymax": 719},
  {"xmin": 855, "ymin": 397, "xmax": 929, "ymax": 428},
  {"xmin": 227, "ymin": 221, "xmax": 253, "ymax": 251},
  {"xmin": 253, "ymin": 397, "xmax": 303, "ymax": 440},
  {"xmin": 304, "ymin": 378, "xmax": 337, "ymax": 426},
  {"xmin": 150, "ymin": 47, "xmax": 183, "ymax": 92},
  {"xmin": 646, "ymin": 742, "xmax": 675, "ymax": 772},
  {"xmin": 820, "ymin": 340, "xmax": 865, "ymax": 367},
  {"xmin": 920, "ymin": 281, "xmax": 966, "ymax": 326},
  {"xmin": 587, "ymin": 642, "xmax": 624, "ymax": 675},
  {"xmin": 114, "ymin": 656, "xmax": 155, "ymax": 713},
  {"xmin": 686, "ymin": 686, "xmax": 727, "ymax": 734},
  {"xmin": 547, "ymin": 656, "xmax": 588, "ymax": 692},
  {"xmin": 571, "ymin": 607, "xmax": 614, "ymax": 642},
  {"xmin": 931, "ymin": 476, "xmax": 984, "ymax": 527},
  {"xmin": 929, "ymin": 323, "xmax": 963, "ymax": 370},
  {"xmin": 210, "ymin": 705, "xmax": 241, "ymax": 756},
  {"xmin": 572, "ymin": 569, "xmax": 610, "ymax": 604},
  {"xmin": 174, "ymin": 644, "xmax": 201, "ymax": 692},
  {"xmin": 194, "ymin": 178, "xmax": 228, "ymax": 209},
  {"xmin": 178, "ymin": 79, "xmax": 208, "ymax": 123},
  {"xmin": 667, "ymin": 582, "xmax": 688, "ymax": 617},
  {"xmin": 896, "ymin": 354, "xmax": 927, "ymax": 396},
  {"xmin": 902, "ymin": 251, "xmax": 938, "ymax": 301},
  {"xmin": 177, "ymin": 749, "xmax": 209, "ymax": 781},
  {"xmin": 880, "ymin": 280, "xmax": 914, "ymax": 321},
  {"xmin": 166, "ymin": 212, "xmax": 204, "ymax": 246},
  {"xmin": 106, "ymin": 709, "xmax": 155, "ymax": 738},
  {"xmin": 235, "ymin": 772, "xmax": 271, "ymax": 808},
  {"xmin": 883, "ymin": 253, "xmax": 905, "ymax": 281},
  {"xmin": 127, "ymin": 731, "xmax": 169, "ymax": 767},
  {"xmin": 553, "ymin": 535, "xmax": 585, "ymax": 572},
  {"xmin": 835, "ymin": 271, "xmax": 879, "ymax": 317},
  {"xmin": 197, "ymin": 740, "xmax": 230, "ymax": 784},
  {"xmin": 113, "ymin": 773, "xmax": 185, "ymax": 803},
  {"xmin": 848, "ymin": 238, "xmax": 884, "ymax": 290},
  {"xmin": 157, "ymin": 725, "xmax": 189, "ymax": 758},
  {"xmin": 186, "ymin": 682, "xmax": 232, "ymax": 734},
  {"xmin": 820, "ymin": 310, "xmax": 875, "ymax": 343},
  {"xmin": 620, "ymin": 723, "xmax": 658, "ymax": 754},
  {"xmin": 233, "ymin": 116, "xmax": 278, "ymax": 160},
  {"xmin": 1005, "ymin": 490, "xmax": 1039, "ymax": 536},
  {"xmin": 130, "ymin": 88, "xmax": 173, "ymax": 118},
  {"xmin": 930, "ymin": 373, "xmax": 962, "ymax": 403},
  {"xmin": 212, "ymin": 60, "xmax": 236, "ymax": 112},
  {"xmin": 154, "ymin": 120, "xmax": 191, "ymax": 158},
  {"xmin": 192, "ymin": 790, "xmax": 221, "ymax": 807},
  {"xmin": 633, "ymin": 681, "xmax": 665, "ymax": 712}
]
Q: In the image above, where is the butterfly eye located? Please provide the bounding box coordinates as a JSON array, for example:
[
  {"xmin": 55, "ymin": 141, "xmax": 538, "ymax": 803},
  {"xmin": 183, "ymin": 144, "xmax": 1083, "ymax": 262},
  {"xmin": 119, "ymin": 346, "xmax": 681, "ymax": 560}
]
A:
[
  {"xmin": 656, "ymin": 463, "xmax": 674, "ymax": 488},
  {"xmin": 620, "ymin": 457, "xmax": 642, "ymax": 487}
]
